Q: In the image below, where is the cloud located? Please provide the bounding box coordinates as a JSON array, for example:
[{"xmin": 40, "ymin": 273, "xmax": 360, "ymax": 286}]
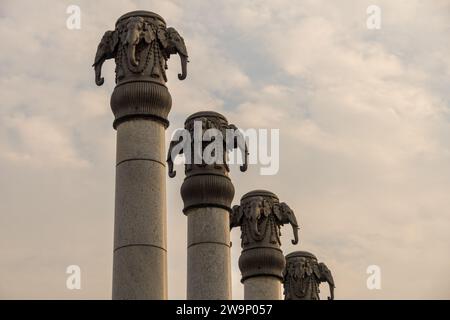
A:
[{"xmin": 0, "ymin": 114, "xmax": 89, "ymax": 167}]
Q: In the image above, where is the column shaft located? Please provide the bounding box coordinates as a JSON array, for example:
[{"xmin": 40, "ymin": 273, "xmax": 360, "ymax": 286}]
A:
[
  {"xmin": 112, "ymin": 119, "xmax": 167, "ymax": 299},
  {"xmin": 244, "ymin": 277, "xmax": 281, "ymax": 300},
  {"xmin": 187, "ymin": 207, "xmax": 231, "ymax": 300}
]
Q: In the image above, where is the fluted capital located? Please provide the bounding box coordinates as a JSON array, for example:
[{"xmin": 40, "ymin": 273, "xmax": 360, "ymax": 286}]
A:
[
  {"xmin": 231, "ymin": 190, "xmax": 300, "ymax": 250},
  {"xmin": 110, "ymin": 80, "xmax": 172, "ymax": 128},
  {"xmin": 238, "ymin": 246, "xmax": 286, "ymax": 282},
  {"xmin": 283, "ymin": 251, "xmax": 335, "ymax": 300},
  {"xmin": 180, "ymin": 173, "xmax": 235, "ymax": 213}
]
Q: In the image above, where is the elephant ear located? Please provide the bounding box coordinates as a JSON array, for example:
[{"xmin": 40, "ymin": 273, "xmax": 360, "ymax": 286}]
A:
[
  {"xmin": 157, "ymin": 27, "xmax": 168, "ymax": 48},
  {"xmin": 319, "ymin": 263, "xmax": 335, "ymax": 287},
  {"xmin": 110, "ymin": 30, "xmax": 119, "ymax": 52},
  {"xmin": 262, "ymin": 199, "xmax": 272, "ymax": 217},
  {"xmin": 174, "ymin": 33, "xmax": 188, "ymax": 57},
  {"xmin": 93, "ymin": 30, "xmax": 116, "ymax": 66},
  {"xmin": 143, "ymin": 24, "xmax": 156, "ymax": 43},
  {"xmin": 281, "ymin": 202, "xmax": 299, "ymax": 226},
  {"xmin": 120, "ymin": 30, "xmax": 128, "ymax": 45},
  {"xmin": 313, "ymin": 263, "xmax": 321, "ymax": 279},
  {"xmin": 93, "ymin": 34, "xmax": 106, "ymax": 66},
  {"xmin": 230, "ymin": 205, "xmax": 243, "ymax": 229},
  {"xmin": 272, "ymin": 202, "xmax": 283, "ymax": 222}
]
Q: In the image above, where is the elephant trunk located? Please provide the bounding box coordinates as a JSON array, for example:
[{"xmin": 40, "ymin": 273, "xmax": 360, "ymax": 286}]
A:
[
  {"xmin": 249, "ymin": 203, "xmax": 261, "ymax": 237},
  {"xmin": 94, "ymin": 61, "xmax": 105, "ymax": 86},
  {"xmin": 167, "ymin": 144, "xmax": 176, "ymax": 178},
  {"xmin": 291, "ymin": 225, "xmax": 299, "ymax": 245},
  {"xmin": 240, "ymin": 141, "xmax": 248, "ymax": 172},
  {"xmin": 327, "ymin": 283, "xmax": 334, "ymax": 300},
  {"xmin": 126, "ymin": 30, "xmax": 140, "ymax": 67},
  {"xmin": 168, "ymin": 160, "xmax": 176, "ymax": 178},
  {"xmin": 252, "ymin": 219, "xmax": 260, "ymax": 236},
  {"xmin": 178, "ymin": 54, "xmax": 188, "ymax": 80},
  {"xmin": 127, "ymin": 43, "xmax": 138, "ymax": 67}
]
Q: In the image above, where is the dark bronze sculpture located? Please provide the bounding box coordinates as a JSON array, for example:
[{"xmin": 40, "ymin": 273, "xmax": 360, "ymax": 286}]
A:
[
  {"xmin": 283, "ymin": 251, "xmax": 335, "ymax": 300},
  {"xmin": 93, "ymin": 11, "xmax": 188, "ymax": 86}
]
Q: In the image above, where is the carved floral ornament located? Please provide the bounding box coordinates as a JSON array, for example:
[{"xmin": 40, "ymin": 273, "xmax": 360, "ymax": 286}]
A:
[
  {"xmin": 93, "ymin": 12, "xmax": 188, "ymax": 86},
  {"xmin": 230, "ymin": 192, "xmax": 300, "ymax": 248}
]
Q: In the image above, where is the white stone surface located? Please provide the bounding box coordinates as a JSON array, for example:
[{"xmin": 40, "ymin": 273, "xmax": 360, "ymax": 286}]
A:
[
  {"xmin": 112, "ymin": 119, "xmax": 167, "ymax": 300},
  {"xmin": 116, "ymin": 119, "xmax": 165, "ymax": 164},
  {"xmin": 186, "ymin": 207, "xmax": 231, "ymax": 300},
  {"xmin": 113, "ymin": 245, "xmax": 167, "ymax": 299},
  {"xmin": 244, "ymin": 276, "xmax": 282, "ymax": 300},
  {"xmin": 114, "ymin": 160, "xmax": 166, "ymax": 249}
]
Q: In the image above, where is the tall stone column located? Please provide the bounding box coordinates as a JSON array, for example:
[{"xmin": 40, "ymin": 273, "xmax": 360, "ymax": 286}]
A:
[
  {"xmin": 283, "ymin": 251, "xmax": 335, "ymax": 300},
  {"xmin": 231, "ymin": 190, "xmax": 300, "ymax": 300},
  {"xmin": 167, "ymin": 111, "xmax": 248, "ymax": 299},
  {"xmin": 93, "ymin": 10, "xmax": 188, "ymax": 299}
]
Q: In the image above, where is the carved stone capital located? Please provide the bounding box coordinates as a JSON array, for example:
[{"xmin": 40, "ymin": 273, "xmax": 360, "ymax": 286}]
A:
[
  {"xmin": 94, "ymin": 10, "xmax": 188, "ymax": 86},
  {"xmin": 183, "ymin": 111, "xmax": 233, "ymax": 176},
  {"xmin": 93, "ymin": 11, "xmax": 188, "ymax": 128},
  {"xmin": 283, "ymin": 251, "xmax": 335, "ymax": 300},
  {"xmin": 168, "ymin": 111, "xmax": 248, "ymax": 213},
  {"xmin": 110, "ymin": 80, "xmax": 172, "ymax": 128},
  {"xmin": 232, "ymin": 190, "xmax": 300, "ymax": 282},
  {"xmin": 231, "ymin": 190, "xmax": 300, "ymax": 249}
]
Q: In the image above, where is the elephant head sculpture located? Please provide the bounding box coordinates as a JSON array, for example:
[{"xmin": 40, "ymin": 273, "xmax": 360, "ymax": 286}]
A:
[
  {"xmin": 242, "ymin": 197, "xmax": 272, "ymax": 237},
  {"xmin": 120, "ymin": 16, "xmax": 155, "ymax": 67},
  {"xmin": 93, "ymin": 12, "xmax": 188, "ymax": 85},
  {"xmin": 231, "ymin": 191, "xmax": 301, "ymax": 247},
  {"xmin": 317, "ymin": 262, "xmax": 335, "ymax": 300},
  {"xmin": 159, "ymin": 27, "xmax": 189, "ymax": 80},
  {"xmin": 284, "ymin": 252, "xmax": 335, "ymax": 300},
  {"xmin": 93, "ymin": 30, "xmax": 119, "ymax": 86},
  {"xmin": 273, "ymin": 202, "xmax": 299, "ymax": 245}
]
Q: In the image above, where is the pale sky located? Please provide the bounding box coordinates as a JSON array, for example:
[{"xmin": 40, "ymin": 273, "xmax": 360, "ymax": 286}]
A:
[{"xmin": 0, "ymin": 0, "xmax": 449, "ymax": 299}]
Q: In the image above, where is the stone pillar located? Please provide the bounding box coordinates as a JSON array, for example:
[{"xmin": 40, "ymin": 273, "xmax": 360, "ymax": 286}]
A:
[
  {"xmin": 167, "ymin": 111, "xmax": 248, "ymax": 300},
  {"xmin": 231, "ymin": 190, "xmax": 300, "ymax": 300},
  {"xmin": 93, "ymin": 10, "xmax": 188, "ymax": 299},
  {"xmin": 283, "ymin": 251, "xmax": 335, "ymax": 300}
]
